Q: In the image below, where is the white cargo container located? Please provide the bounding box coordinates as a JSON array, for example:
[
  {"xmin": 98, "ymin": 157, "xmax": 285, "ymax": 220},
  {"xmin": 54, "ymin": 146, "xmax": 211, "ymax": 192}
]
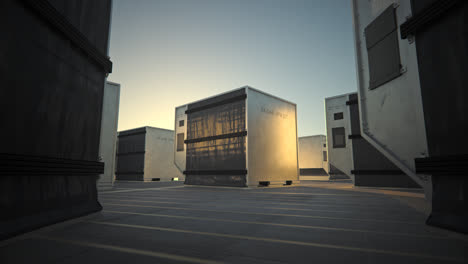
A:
[
  {"xmin": 116, "ymin": 126, "xmax": 183, "ymax": 182},
  {"xmin": 98, "ymin": 81, "xmax": 120, "ymax": 190},
  {"xmin": 350, "ymin": 0, "xmax": 430, "ymax": 191},
  {"xmin": 326, "ymin": 92, "xmax": 418, "ymax": 187},
  {"xmin": 351, "ymin": 0, "xmax": 468, "ymax": 232},
  {"xmin": 325, "ymin": 93, "xmax": 355, "ymax": 181},
  {"xmin": 298, "ymin": 135, "xmax": 329, "ymax": 181},
  {"xmin": 175, "ymin": 86, "xmax": 299, "ymax": 187}
]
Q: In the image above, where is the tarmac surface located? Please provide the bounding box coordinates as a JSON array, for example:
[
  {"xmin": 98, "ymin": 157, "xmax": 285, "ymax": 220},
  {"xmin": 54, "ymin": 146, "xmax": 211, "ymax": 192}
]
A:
[{"xmin": 1, "ymin": 180, "xmax": 467, "ymax": 264}]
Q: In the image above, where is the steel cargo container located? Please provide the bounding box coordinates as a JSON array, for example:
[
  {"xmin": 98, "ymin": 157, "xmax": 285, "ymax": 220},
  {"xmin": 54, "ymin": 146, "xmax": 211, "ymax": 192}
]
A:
[
  {"xmin": 116, "ymin": 126, "xmax": 183, "ymax": 182},
  {"xmin": 350, "ymin": 0, "xmax": 429, "ymax": 191},
  {"xmin": 325, "ymin": 94, "xmax": 355, "ymax": 181},
  {"xmin": 326, "ymin": 92, "xmax": 418, "ymax": 187},
  {"xmin": 351, "ymin": 0, "xmax": 468, "ymax": 232},
  {"xmin": 98, "ymin": 81, "xmax": 121, "ymax": 190},
  {"xmin": 346, "ymin": 93, "xmax": 419, "ymax": 188},
  {"xmin": 298, "ymin": 135, "xmax": 329, "ymax": 180},
  {"xmin": 0, "ymin": 0, "xmax": 112, "ymax": 239},
  {"xmin": 175, "ymin": 86, "xmax": 299, "ymax": 187}
]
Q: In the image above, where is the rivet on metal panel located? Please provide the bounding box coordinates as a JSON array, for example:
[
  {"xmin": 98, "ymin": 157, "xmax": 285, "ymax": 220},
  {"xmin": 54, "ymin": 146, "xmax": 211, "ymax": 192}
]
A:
[{"xmin": 400, "ymin": 66, "xmax": 407, "ymax": 74}]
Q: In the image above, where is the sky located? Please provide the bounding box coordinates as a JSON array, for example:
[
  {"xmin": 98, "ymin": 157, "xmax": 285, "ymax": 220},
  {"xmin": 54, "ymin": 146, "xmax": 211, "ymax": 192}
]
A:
[{"xmin": 108, "ymin": 0, "xmax": 357, "ymax": 137}]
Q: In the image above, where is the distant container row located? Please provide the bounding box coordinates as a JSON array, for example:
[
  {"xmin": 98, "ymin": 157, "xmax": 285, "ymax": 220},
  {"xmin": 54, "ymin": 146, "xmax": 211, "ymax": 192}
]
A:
[
  {"xmin": 113, "ymin": 86, "xmax": 421, "ymax": 190},
  {"xmin": 115, "ymin": 86, "xmax": 299, "ymax": 187}
]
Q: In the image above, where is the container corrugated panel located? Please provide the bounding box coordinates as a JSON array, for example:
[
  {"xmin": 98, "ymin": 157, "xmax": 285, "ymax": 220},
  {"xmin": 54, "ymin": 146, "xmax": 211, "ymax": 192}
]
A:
[{"xmin": 185, "ymin": 89, "xmax": 247, "ymax": 186}]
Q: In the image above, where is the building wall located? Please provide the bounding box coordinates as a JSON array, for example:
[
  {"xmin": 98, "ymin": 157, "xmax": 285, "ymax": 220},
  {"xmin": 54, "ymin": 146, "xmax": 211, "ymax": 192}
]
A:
[
  {"xmin": 325, "ymin": 94, "xmax": 354, "ymax": 181},
  {"xmin": 144, "ymin": 127, "xmax": 183, "ymax": 181},
  {"xmin": 247, "ymin": 88, "xmax": 298, "ymax": 186},
  {"xmin": 351, "ymin": 0, "xmax": 429, "ymax": 190},
  {"xmin": 98, "ymin": 81, "xmax": 120, "ymax": 190}
]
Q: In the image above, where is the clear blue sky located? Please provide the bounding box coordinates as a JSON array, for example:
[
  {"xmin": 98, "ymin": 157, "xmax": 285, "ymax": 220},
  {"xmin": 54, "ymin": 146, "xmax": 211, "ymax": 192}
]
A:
[{"xmin": 108, "ymin": 0, "xmax": 357, "ymax": 136}]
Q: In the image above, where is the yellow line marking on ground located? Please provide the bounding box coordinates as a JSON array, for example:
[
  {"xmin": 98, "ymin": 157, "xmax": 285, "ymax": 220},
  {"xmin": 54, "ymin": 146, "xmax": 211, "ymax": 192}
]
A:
[
  {"xmin": 99, "ymin": 194, "xmax": 409, "ymax": 211},
  {"xmin": 261, "ymin": 206, "xmax": 351, "ymax": 213},
  {"xmin": 182, "ymin": 185, "xmax": 254, "ymax": 190},
  {"xmin": 109, "ymin": 187, "xmax": 374, "ymax": 196},
  {"xmin": 103, "ymin": 210, "xmax": 464, "ymax": 241},
  {"xmin": 100, "ymin": 186, "xmax": 184, "ymax": 194},
  {"xmin": 166, "ymin": 188, "xmax": 374, "ymax": 197},
  {"xmin": 250, "ymin": 191, "xmax": 376, "ymax": 196},
  {"xmin": 100, "ymin": 192, "xmax": 394, "ymax": 201},
  {"xmin": 123, "ymin": 184, "xmax": 424, "ymax": 199},
  {"xmin": 107, "ymin": 183, "xmax": 423, "ymax": 198},
  {"xmin": 184, "ymin": 184, "xmax": 301, "ymax": 189},
  {"xmin": 86, "ymin": 221, "xmax": 465, "ymax": 263},
  {"xmin": 100, "ymin": 192, "xmax": 370, "ymax": 200},
  {"xmin": 300, "ymin": 184, "xmax": 426, "ymax": 198},
  {"xmin": 363, "ymin": 189, "xmax": 425, "ymax": 198},
  {"xmin": 101, "ymin": 202, "xmax": 421, "ymax": 225},
  {"xmin": 99, "ymin": 198, "xmax": 353, "ymax": 213},
  {"xmin": 101, "ymin": 198, "xmax": 182, "ymax": 205},
  {"xmin": 33, "ymin": 235, "xmax": 222, "ymax": 264}
]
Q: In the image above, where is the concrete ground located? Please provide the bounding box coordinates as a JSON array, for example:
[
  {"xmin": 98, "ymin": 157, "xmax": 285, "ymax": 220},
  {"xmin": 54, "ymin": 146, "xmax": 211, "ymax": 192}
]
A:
[{"xmin": 1, "ymin": 181, "xmax": 467, "ymax": 264}]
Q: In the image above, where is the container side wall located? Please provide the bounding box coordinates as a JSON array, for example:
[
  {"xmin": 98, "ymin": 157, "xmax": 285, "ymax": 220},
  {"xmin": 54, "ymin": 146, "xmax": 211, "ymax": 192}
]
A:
[
  {"xmin": 174, "ymin": 106, "xmax": 188, "ymax": 173},
  {"xmin": 145, "ymin": 128, "xmax": 183, "ymax": 182},
  {"xmin": 0, "ymin": 0, "xmax": 112, "ymax": 240},
  {"xmin": 247, "ymin": 89, "xmax": 298, "ymax": 186},
  {"xmin": 410, "ymin": 1, "xmax": 468, "ymax": 233},
  {"xmin": 325, "ymin": 95, "xmax": 354, "ymax": 181},
  {"xmin": 298, "ymin": 135, "xmax": 328, "ymax": 177},
  {"xmin": 115, "ymin": 129, "xmax": 146, "ymax": 181},
  {"xmin": 321, "ymin": 136, "xmax": 329, "ymax": 173},
  {"xmin": 351, "ymin": 0, "xmax": 429, "ymax": 190},
  {"xmin": 348, "ymin": 93, "xmax": 419, "ymax": 187},
  {"xmin": 98, "ymin": 82, "xmax": 120, "ymax": 189}
]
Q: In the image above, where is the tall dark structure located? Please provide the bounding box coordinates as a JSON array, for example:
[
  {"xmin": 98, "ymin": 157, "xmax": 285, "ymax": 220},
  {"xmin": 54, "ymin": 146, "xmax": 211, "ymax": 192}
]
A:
[
  {"xmin": 403, "ymin": 0, "xmax": 468, "ymax": 233},
  {"xmin": 0, "ymin": 0, "xmax": 113, "ymax": 239}
]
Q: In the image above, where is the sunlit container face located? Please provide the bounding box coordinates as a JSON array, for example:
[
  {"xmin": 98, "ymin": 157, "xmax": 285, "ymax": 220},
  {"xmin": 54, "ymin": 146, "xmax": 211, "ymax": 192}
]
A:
[{"xmin": 246, "ymin": 88, "xmax": 298, "ymax": 186}]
